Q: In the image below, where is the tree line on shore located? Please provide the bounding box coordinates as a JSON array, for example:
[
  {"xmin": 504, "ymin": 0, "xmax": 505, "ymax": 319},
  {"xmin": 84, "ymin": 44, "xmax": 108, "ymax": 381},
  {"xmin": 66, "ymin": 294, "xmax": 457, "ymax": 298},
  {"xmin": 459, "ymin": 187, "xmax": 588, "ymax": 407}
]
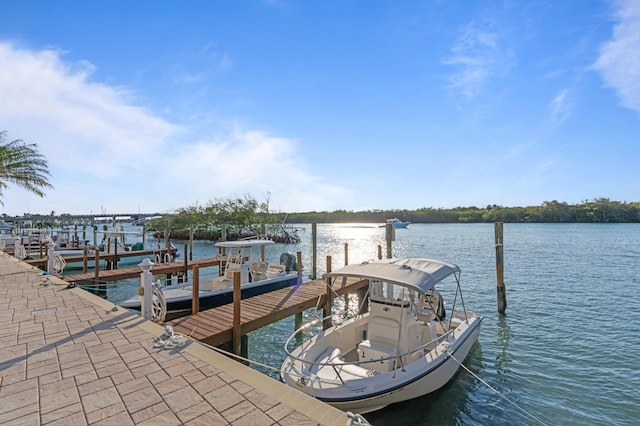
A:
[
  {"xmin": 283, "ymin": 198, "xmax": 640, "ymax": 224},
  {"xmin": 144, "ymin": 197, "xmax": 640, "ymax": 241}
]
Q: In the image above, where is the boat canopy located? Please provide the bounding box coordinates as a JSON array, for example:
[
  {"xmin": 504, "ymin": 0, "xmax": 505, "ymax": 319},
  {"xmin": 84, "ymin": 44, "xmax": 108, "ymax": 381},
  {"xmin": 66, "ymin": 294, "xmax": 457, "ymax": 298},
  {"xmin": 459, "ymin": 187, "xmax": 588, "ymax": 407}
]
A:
[
  {"xmin": 323, "ymin": 258, "xmax": 460, "ymax": 294},
  {"xmin": 214, "ymin": 239, "xmax": 275, "ymax": 248}
]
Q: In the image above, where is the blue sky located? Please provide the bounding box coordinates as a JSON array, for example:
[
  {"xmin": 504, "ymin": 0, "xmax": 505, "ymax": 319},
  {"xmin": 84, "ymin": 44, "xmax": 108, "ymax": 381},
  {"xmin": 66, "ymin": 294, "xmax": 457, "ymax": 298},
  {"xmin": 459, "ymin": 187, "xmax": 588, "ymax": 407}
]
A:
[{"xmin": 1, "ymin": 0, "xmax": 638, "ymax": 216}]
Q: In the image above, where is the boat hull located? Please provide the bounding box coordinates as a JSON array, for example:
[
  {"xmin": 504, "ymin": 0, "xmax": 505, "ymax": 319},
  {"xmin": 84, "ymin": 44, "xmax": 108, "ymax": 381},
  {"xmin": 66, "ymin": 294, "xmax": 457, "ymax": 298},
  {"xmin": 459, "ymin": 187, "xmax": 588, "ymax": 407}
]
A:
[
  {"xmin": 325, "ymin": 319, "xmax": 481, "ymax": 414},
  {"xmin": 119, "ymin": 274, "xmax": 299, "ymax": 312},
  {"xmin": 281, "ymin": 315, "xmax": 482, "ymax": 415}
]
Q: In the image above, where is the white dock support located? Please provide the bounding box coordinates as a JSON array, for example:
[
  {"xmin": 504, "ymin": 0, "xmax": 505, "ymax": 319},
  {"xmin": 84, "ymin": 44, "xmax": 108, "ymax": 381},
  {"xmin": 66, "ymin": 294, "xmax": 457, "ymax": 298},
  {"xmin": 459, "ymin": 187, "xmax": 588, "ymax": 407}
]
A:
[
  {"xmin": 47, "ymin": 246, "xmax": 55, "ymax": 274},
  {"xmin": 139, "ymin": 258, "xmax": 155, "ymax": 320}
]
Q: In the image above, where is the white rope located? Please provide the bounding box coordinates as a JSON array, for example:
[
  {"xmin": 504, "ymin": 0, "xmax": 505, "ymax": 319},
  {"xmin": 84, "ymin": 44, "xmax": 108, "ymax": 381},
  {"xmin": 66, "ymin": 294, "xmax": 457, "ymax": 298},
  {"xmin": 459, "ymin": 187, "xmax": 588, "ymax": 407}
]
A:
[
  {"xmin": 153, "ymin": 326, "xmax": 188, "ymax": 350},
  {"xmin": 151, "ymin": 280, "xmax": 167, "ymax": 322},
  {"xmin": 53, "ymin": 253, "xmax": 66, "ymax": 274},
  {"xmin": 346, "ymin": 412, "xmax": 371, "ymax": 426},
  {"xmin": 448, "ymin": 352, "xmax": 547, "ymax": 426},
  {"xmin": 14, "ymin": 243, "xmax": 27, "ymax": 260}
]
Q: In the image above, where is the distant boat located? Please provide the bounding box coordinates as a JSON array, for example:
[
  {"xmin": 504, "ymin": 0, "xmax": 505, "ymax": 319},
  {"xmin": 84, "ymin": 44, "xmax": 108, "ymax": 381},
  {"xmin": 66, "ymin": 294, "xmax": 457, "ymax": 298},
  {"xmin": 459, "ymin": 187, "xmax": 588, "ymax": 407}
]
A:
[{"xmin": 385, "ymin": 218, "xmax": 410, "ymax": 228}]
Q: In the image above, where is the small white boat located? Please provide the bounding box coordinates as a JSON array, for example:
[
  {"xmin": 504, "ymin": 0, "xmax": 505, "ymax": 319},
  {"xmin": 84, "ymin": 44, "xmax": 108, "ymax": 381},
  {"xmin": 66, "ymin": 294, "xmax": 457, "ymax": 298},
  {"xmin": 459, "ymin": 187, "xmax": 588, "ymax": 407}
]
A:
[
  {"xmin": 280, "ymin": 258, "xmax": 483, "ymax": 414},
  {"xmin": 119, "ymin": 239, "xmax": 299, "ymax": 312},
  {"xmin": 386, "ymin": 218, "xmax": 410, "ymax": 228}
]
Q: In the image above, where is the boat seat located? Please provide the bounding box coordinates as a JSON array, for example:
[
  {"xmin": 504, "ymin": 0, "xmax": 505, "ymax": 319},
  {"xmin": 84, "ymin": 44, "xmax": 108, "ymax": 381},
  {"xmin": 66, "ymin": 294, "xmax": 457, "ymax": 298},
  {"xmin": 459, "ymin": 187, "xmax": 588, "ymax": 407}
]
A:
[
  {"xmin": 250, "ymin": 261, "xmax": 268, "ymax": 281},
  {"xmin": 224, "ymin": 263, "xmax": 242, "ymax": 279},
  {"xmin": 357, "ymin": 316, "xmax": 401, "ymax": 372},
  {"xmin": 367, "ymin": 316, "xmax": 401, "ymax": 347},
  {"xmin": 312, "ymin": 346, "xmax": 374, "ymax": 380},
  {"xmin": 265, "ymin": 264, "xmax": 285, "ymax": 278}
]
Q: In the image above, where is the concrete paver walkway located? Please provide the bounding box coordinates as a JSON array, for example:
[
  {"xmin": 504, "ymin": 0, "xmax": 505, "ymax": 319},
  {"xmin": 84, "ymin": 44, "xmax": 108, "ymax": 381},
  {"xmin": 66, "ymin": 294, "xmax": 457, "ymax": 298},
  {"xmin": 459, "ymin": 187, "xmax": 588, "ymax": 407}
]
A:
[{"xmin": 0, "ymin": 253, "xmax": 349, "ymax": 425}]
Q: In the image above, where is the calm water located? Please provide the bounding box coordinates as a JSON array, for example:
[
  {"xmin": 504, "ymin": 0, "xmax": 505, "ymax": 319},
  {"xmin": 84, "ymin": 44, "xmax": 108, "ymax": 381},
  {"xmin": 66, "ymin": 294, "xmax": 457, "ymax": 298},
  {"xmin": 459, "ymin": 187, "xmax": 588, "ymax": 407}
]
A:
[{"xmin": 105, "ymin": 223, "xmax": 640, "ymax": 425}]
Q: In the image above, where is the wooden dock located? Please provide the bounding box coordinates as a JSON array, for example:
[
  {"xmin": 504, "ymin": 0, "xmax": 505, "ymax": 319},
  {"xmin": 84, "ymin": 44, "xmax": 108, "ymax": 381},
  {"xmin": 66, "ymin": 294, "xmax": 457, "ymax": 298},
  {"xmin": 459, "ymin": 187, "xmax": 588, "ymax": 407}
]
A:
[
  {"xmin": 23, "ymin": 246, "xmax": 177, "ymax": 269},
  {"xmin": 61, "ymin": 256, "xmax": 226, "ymax": 284},
  {"xmin": 167, "ymin": 276, "xmax": 369, "ymax": 348}
]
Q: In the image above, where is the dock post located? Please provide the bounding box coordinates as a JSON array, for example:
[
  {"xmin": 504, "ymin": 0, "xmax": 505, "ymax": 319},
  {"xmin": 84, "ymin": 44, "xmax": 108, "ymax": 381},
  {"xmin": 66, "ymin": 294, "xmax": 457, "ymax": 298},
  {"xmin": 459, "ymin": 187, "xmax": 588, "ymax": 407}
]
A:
[
  {"xmin": 261, "ymin": 224, "xmax": 266, "ymax": 260},
  {"xmin": 82, "ymin": 248, "xmax": 88, "ymax": 274},
  {"xmin": 113, "ymin": 238, "xmax": 118, "ymax": 270},
  {"xmin": 139, "ymin": 258, "xmax": 154, "ymax": 320},
  {"xmin": 94, "ymin": 248, "xmax": 100, "ymax": 282},
  {"xmin": 105, "ymin": 237, "xmax": 111, "ymax": 270},
  {"xmin": 296, "ymin": 251, "xmax": 303, "ymax": 285},
  {"xmin": 495, "ymin": 222, "xmax": 507, "ymax": 315},
  {"xmin": 189, "ymin": 224, "xmax": 193, "ymax": 261},
  {"xmin": 377, "ymin": 244, "xmax": 382, "ymax": 260},
  {"xmin": 386, "ymin": 223, "xmax": 393, "ymax": 258},
  {"xmin": 344, "ymin": 243, "xmax": 348, "ymax": 265},
  {"xmin": 182, "ymin": 243, "xmax": 188, "ymax": 282},
  {"xmin": 46, "ymin": 245, "xmax": 54, "ymax": 274},
  {"xmin": 311, "ymin": 223, "xmax": 317, "ymax": 280},
  {"xmin": 192, "ymin": 265, "xmax": 200, "ymax": 314},
  {"xmin": 295, "ymin": 312, "xmax": 303, "ymax": 346},
  {"xmin": 323, "ymin": 256, "xmax": 333, "ymax": 330},
  {"xmin": 232, "ymin": 271, "xmax": 242, "ymax": 355}
]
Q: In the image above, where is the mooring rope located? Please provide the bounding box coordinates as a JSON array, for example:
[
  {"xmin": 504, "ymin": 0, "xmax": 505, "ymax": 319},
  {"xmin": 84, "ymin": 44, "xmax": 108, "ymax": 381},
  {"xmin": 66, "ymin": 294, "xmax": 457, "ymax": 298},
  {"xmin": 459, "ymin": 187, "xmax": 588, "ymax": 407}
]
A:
[{"xmin": 448, "ymin": 352, "xmax": 547, "ymax": 426}]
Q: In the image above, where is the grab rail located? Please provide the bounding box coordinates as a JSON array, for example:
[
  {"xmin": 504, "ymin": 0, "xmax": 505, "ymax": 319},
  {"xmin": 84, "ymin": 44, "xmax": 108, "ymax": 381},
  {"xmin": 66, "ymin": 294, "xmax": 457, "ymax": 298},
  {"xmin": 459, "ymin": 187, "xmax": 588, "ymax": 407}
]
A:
[{"xmin": 283, "ymin": 314, "xmax": 461, "ymax": 385}]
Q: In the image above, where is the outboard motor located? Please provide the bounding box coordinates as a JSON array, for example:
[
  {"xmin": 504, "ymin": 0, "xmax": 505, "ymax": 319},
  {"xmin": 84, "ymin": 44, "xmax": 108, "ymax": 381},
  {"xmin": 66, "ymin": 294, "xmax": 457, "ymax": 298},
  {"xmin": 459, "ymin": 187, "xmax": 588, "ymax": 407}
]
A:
[{"xmin": 279, "ymin": 252, "xmax": 297, "ymax": 273}]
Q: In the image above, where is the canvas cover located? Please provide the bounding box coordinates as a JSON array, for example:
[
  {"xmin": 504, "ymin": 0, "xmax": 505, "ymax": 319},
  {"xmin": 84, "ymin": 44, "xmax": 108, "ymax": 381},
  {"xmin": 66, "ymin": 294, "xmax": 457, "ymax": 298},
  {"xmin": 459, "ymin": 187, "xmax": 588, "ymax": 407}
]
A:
[{"xmin": 323, "ymin": 258, "xmax": 460, "ymax": 294}]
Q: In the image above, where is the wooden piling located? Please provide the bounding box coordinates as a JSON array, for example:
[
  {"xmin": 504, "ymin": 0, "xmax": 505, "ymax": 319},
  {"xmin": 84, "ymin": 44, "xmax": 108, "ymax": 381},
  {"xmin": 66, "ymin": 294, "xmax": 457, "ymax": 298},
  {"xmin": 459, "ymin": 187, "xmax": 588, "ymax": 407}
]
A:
[
  {"xmin": 232, "ymin": 271, "xmax": 242, "ymax": 355},
  {"xmin": 295, "ymin": 312, "xmax": 303, "ymax": 346},
  {"xmin": 191, "ymin": 265, "xmax": 200, "ymax": 314},
  {"xmin": 296, "ymin": 251, "xmax": 303, "ymax": 283},
  {"xmin": 386, "ymin": 223, "xmax": 393, "ymax": 258},
  {"xmin": 311, "ymin": 223, "xmax": 317, "ymax": 280},
  {"xmin": 189, "ymin": 224, "xmax": 193, "ymax": 261},
  {"xmin": 93, "ymin": 249, "xmax": 100, "ymax": 282},
  {"xmin": 113, "ymin": 237, "xmax": 118, "ymax": 270},
  {"xmin": 495, "ymin": 222, "xmax": 507, "ymax": 315},
  {"xmin": 182, "ymin": 243, "xmax": 188, "ymax": 281},
  {"xmin": 344, "ymin": 243, "xmax": 349, "ymax": 265},
  {"xmin": 261, "ymin": 224, "xmax": 266, "ymax": 260},
  {"xmin": 323, "ymin": 256, "xmax": 333, "ymax": 330}
]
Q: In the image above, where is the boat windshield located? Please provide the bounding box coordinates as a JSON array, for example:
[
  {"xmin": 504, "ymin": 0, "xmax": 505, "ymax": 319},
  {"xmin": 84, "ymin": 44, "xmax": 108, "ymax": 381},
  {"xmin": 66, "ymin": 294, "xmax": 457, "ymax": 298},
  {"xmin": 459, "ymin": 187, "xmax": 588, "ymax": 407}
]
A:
[{"xmin": 370, "ymin": 280, "xmax": 417, "ymax": 306}]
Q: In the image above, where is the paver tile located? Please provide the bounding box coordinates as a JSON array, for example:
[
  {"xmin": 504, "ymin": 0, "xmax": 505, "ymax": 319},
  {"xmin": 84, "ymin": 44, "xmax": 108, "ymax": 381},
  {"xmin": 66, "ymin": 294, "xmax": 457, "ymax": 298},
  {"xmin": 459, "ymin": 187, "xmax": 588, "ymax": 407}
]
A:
[{"xmin": 81, "ymin": 387, "xmax": 123, "ymax": 413}]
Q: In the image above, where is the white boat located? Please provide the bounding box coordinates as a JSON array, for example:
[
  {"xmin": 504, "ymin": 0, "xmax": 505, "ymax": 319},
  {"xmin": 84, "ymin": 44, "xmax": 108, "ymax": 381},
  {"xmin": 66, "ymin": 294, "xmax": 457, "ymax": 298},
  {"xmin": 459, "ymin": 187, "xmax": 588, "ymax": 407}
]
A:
[
  {"xmin": 119, "ymin": 239, "xmax": 299, "ymax": 312},
  {"xmin": 386, "ymin": 218, "xmax": 410, "ymax": 228},
  {"xmin": 280, "ymin": 258, "xmax": 483, "ymax": 414}
]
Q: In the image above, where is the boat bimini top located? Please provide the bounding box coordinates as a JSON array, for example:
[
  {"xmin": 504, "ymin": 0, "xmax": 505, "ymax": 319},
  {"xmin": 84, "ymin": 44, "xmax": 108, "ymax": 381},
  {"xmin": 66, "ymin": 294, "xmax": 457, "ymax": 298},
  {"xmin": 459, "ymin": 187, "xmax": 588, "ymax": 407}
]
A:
[
  {"xmin": 323, "ymin": 258, "xmax": 461, "ymax": 295},
  {"xmin": 214, "ymin": 239, "xmax": 275, "ymax": 249}
]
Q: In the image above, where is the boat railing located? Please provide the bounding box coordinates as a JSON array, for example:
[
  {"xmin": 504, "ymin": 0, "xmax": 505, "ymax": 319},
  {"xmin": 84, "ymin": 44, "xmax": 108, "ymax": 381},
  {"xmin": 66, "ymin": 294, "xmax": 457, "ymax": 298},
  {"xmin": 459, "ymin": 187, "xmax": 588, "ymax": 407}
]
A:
[{"xmin": 283, "ymin": 315, "xmax": 455, "ymax": 386}]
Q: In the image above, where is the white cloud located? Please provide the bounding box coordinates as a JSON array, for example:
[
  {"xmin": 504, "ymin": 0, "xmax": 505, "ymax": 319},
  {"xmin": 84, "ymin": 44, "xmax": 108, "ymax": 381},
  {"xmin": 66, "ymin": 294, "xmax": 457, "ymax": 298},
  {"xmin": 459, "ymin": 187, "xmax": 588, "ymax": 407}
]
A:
[
  {"xmin": 550, "ymin": 89, "xmax": 572, "ymax": 126},
  {"xmin": 443, "ymin": 22, "xmax": 510, "ymax": 98},
  {"xmin": 0, "ymin": 42, "xmax": 344, "ymax": 215},
  {"xmin": 594, "ymin": 0, "xmax": 640, "ymax": 114}
]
